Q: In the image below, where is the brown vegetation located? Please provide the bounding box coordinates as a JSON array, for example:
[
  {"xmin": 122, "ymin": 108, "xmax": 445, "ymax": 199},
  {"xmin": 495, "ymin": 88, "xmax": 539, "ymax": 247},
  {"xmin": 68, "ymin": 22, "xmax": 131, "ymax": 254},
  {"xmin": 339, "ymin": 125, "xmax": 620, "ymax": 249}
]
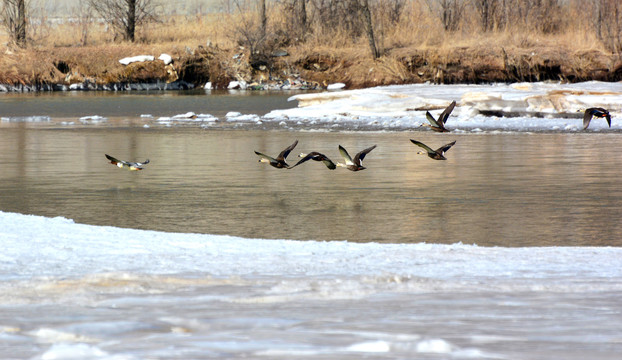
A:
[{"xmin": 0, "ymin": 0, "xmax": 621, "ymax": 90}]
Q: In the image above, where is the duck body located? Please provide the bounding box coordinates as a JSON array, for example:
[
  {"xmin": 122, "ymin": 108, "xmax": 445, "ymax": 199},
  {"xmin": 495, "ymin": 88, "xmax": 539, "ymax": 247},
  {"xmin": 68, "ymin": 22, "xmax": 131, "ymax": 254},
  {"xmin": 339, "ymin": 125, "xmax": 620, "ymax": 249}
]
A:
[
  {"xmin": 105, "ymin": 154, "xmax": 149, "ymax": 170},
  {"xmin": 583, "ymin": 107, "xmax": 611, "ymax": 130},
  {"xmin": 254, "ymin": 140, "xmax": 298, "ymax": 169},
  {"xmin": 410, "ymin": 139, "xmax": 456, "ymax": 160},
  {"xmin": 336, "ymin": 145, "xmax": 377, "ymax": 171}
]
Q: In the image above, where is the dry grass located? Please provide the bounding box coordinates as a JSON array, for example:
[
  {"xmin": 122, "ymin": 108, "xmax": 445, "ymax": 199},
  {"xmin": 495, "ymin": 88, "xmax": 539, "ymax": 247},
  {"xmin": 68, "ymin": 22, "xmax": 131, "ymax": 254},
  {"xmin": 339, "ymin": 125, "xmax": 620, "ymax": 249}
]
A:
[{"xmin": 0, "ymin": 1, "xmax": 620, "ymax": 88}]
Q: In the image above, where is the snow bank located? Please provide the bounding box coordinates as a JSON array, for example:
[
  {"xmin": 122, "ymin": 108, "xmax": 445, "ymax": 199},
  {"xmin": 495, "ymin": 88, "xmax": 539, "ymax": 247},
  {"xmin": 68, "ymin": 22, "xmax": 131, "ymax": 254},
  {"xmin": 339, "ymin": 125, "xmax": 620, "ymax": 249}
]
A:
[{"xmin": 2, "ymin": 211, "xmax": 622, "ymax": 288}]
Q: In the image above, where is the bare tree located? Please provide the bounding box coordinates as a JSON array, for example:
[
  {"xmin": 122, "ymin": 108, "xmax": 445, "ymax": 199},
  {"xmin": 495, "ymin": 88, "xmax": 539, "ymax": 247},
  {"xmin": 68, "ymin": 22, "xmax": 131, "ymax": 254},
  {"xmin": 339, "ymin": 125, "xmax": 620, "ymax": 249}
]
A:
[
  {"xmin": 473, "ymin": 0, "xmax": 500, "ymax": 32},
  {"xmin": 232, "ymin": 0, "xmax": 268, "ymax": 55},
  {"xmin": 72, "ymin": 2, "xmax": 94, "ymax": 46},
  {"xmin": 259, "ymin": 0, "xmax": 266, "ymax": 39},
  {"xmin": 88, "ymin": 0, "xmax": 158, "ymax": 42},
  {"xmin": 595, "ymin": 0, "xmax": 622, "ymax": 53},
  {"xmin": 425, "ymin": 0, "xmax": 466, "ymax": 31},
  {"xmin": 1, "ymin": 0, "xmax": 27, "ymax": 47},
  {"xmin": 297, "ymin": 0, "xmax": 307, "ymax": 33},
  {"xmin": 360, "ymin": 0, "xmax": 380, "ymax": 58}
]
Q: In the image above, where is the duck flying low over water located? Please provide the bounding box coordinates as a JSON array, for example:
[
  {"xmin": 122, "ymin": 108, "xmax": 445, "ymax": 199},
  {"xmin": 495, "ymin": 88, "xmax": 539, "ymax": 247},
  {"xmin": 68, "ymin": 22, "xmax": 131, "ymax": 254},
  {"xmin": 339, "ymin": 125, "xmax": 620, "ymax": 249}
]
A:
[
  {"xmin": 254, "ymin": 140, "xmax": 298, "ymax": 169},
  {"xmin": 581, "ymin": 107, "xmax": 611, "ymax": 130},
  {"xmin": 105, "ymin": 154, "xmax": 150, "ymax": 170},
  {"xmin": 291, "ymin": 152, "xmax": 336, "ymax": 170},
  {"xmin": 336, "ymin": 145, "xmax": 377, "ymax": 171},
  {"xmin": 421, "ymin": 100, "xmax": 456, "ymax": 132},
  {"xmin": 410, "ymin": 139, "xmax": 456, "ymax": 160}
]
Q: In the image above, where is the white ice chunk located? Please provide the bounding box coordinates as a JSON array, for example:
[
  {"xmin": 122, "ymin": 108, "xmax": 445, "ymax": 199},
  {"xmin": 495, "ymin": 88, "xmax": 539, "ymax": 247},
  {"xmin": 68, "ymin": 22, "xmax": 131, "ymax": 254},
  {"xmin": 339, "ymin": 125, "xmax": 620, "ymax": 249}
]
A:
[
  {"xmin": 119, "ymin": 55, "xmax": 155, "ymax": 65},
  {"xmin": 327, "ymin": 82, "xmax": 346, "ymax": 90},
  {"xmin": 158, "ymin": 53, "xmax": 173, "ymax": 65}
]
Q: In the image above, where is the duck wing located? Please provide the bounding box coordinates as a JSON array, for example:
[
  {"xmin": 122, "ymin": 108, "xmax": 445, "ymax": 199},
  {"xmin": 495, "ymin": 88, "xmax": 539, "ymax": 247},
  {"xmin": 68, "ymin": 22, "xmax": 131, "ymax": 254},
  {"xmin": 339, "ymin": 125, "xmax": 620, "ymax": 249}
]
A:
[
  {"xmin": 353, "ymin": 145, "xmax": 377, "ymax": 165},
  {"xmin": 254, "ymin": 151, "xmax": 277, "ymax": 163},
  {"xmin": 338, "ymin": 145, "xmax": 355, "ymax": 165},
  {"xmin": 322, "ymin": 157, "xmax": 337, "ymax": 170},
  {"xmin": 410, "ymin": 139, "xmax": 435, "ymax": 154},
  {"xmin": 105, "ymin": 154, "xmax": 130, "ymax": 166},
  {"xmin": 425, "ymin": 111, "xmax": 441, "ymax": 127},
  {"xmin": 439, "ymin": 100, "xmax": 456, "ymax": 125},
  {"xmin": 436, "ymin": 141, "xmax": 456, "ymax": 154},
  {"xmin": 583, "ymin": 110, "xmax": 594, "ymax": 130},
  {"xmin": 276, "ymin": 140, "xmax": 299, "ymax": 161},
  {"xmin": 134, "ymin": 159, "xmax": 149, "ymax": 167},
  {"xmin": 290, "ymin": 152, "xmax": 319, "ymax": 168}
]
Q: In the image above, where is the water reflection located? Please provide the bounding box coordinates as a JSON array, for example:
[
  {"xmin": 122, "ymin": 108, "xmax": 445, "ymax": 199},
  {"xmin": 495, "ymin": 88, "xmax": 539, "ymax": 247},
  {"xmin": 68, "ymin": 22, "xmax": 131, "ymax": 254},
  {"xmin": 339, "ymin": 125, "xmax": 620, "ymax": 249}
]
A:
[{"xmin": 0, "ymin": 126, "xmax": 621, "ymax": 247}]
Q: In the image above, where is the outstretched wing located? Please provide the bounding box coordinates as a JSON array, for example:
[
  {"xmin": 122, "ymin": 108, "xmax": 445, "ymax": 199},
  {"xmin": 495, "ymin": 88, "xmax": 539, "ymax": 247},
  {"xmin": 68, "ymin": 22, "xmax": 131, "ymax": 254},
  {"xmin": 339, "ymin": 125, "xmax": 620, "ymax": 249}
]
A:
[
  {"xmin": 254, "ymin": 151, "xmax": 277, "ymax": 163},
  {"xmin": 338, "ymin": 145, "xmax": 354, "ymax": 165},
  {"xmin": 291, "ymin": 152, "xmax": 336, "ymax": 170},
  {"xmin": 425, "ymin": 111, "xmax": 440, "ymax": 127},
  {"xmin": 438, "ymin": 100, "xmax": 456, "ymax": 125},
  {"xmin": 410, "ymin": 139, "xmax": 434, "ymax": 154},
  {"xmin": 353, "ymin": 145, "xmax": 377, "ymax": 165},
  {"xmin": 105, "ymin": 154, "xmax": 129, "ymax": 166},
  {"xmin": 290, "ymin": 152, "xmax": 318, "ymax": 168},
  {"xmin": 436, "ymin": 141, "xmax": 456, "ymax": 154},
  {"xmin": 582, "ymin": 110, "xmax": 594, "ymax": 130},
  {"xmin": 277, "ymin": 140, "xmax": 299, "ymax": 161},
  {"xmin": 605, "ymin": 113, "xmax": 612, "ymax": 127},
  {"xmin": 321, "ymin": 157, "xmax": 337, "ymax": 170},
  {"xmin": 131, "ymin": 159, "xmax": 149, "ymax": 168}
]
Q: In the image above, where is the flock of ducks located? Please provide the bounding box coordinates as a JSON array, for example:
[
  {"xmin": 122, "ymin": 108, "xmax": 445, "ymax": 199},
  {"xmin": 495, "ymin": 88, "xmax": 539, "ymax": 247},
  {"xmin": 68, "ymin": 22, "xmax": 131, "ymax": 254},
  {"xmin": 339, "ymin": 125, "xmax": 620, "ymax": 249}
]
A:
[{"xmin": 105, "ymin": 104, "xmax": 613, "ymax": 171}]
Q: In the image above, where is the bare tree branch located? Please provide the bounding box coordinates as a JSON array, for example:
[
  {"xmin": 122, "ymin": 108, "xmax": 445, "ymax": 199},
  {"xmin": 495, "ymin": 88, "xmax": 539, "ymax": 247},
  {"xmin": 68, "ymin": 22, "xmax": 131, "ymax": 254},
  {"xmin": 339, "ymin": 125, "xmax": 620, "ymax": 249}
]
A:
[
  {"xmin": 1, "ymin": 0, "xmax": 27, "ymax": 47},
  {"xmin": 88, "ymin": 0, "xmax": 158, "ymax": 42}
]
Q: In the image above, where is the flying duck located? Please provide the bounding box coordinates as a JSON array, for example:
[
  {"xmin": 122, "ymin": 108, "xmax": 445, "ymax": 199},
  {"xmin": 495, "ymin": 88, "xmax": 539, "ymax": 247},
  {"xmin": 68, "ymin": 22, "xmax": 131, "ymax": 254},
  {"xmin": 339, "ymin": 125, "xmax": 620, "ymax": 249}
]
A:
[
  {"xmin": 105, "ymin": 154, "xmax": 150, "ymax": 170},
  {"xmin": 421, "ymin": 100, "xmax": 456, "ymax": 132},
  {"xmin": 581, "ymin": 107, "xmax": 611, "ymax": 130},
  {"xmin": 254, "ymin": 140, "xmax": 298, "ymax": 168},
  {"xmin": 410, "ymin": 139, "xmax": 456, "ymax": 160},
  {"xmin": 291, "ymin": 152, "xmax": 336, "ymax": 170},
  {"xmin": 336, "ymin": 144, "xmax": 377, "ymax": 171}
]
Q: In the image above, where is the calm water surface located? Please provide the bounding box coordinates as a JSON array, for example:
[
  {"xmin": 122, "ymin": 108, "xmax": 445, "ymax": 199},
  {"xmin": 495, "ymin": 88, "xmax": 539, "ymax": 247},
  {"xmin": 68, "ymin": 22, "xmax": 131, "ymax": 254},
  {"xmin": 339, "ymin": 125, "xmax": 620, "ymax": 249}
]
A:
[{"xmin": 1, "ymin": 107, "xmax": 621, "ymax": 246}]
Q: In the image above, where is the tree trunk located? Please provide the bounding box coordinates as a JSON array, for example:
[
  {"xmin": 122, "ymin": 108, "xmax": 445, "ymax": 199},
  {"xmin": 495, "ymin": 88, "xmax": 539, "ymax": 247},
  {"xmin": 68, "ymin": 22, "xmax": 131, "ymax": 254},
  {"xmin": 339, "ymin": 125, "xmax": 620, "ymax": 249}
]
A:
[
  {"xmin": 360, "ymin": 0, "xmax": 379, "ymax": 59},
  {"xmin": 299, "ymin": 0, "xmax": 307, "ymax": 36},
  {"xmin": 127, "ymin": 0, "xmax": 136, "ymax": 42},
  {"xmin": 260, "ymin": 0, "xmax": 267, "ymax": 39},
  {"xmin": 16, "ymin": 0, "xmax": 25, "ymax": 45}
]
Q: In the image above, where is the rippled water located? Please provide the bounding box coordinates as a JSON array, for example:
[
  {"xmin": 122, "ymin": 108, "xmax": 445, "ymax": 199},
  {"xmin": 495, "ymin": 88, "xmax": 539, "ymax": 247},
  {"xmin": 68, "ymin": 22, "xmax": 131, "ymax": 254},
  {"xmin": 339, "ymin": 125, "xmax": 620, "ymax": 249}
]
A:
[{"xmin": 0, "ymin": 120, "xmax": 621, "ymax": 246}]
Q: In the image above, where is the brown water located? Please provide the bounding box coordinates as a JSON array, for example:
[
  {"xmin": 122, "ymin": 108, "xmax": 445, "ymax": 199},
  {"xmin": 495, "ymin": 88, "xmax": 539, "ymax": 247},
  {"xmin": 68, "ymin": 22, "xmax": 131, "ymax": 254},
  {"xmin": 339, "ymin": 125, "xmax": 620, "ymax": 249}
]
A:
[{"xmin": 1, "ymin": 121, "xmax": 621, "ymax": 246}]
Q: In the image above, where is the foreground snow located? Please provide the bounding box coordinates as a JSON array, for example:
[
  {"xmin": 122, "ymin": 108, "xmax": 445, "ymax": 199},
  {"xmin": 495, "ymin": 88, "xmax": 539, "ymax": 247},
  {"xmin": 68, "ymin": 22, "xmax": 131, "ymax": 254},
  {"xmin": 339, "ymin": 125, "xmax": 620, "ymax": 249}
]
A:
[
  {"xmin": 3, "ymin": 211, "xmax": 622, "ymax": 282},
  {"xmin": 2, "ymin": 213, "xmax": 622, "ymax": 359}
]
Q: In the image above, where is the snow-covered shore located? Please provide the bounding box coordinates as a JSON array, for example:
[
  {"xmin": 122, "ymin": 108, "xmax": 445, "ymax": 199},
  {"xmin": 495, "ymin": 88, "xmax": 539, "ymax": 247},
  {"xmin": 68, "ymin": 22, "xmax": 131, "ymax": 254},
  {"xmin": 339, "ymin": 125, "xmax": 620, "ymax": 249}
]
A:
[{"xmin": 2, "ymin": 211, "xmax": 622, "ymax": 359}]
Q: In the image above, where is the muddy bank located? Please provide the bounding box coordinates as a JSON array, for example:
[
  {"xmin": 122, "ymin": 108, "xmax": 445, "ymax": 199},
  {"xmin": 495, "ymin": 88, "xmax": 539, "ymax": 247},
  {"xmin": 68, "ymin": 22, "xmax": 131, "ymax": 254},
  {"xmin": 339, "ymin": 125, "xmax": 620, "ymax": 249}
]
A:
[{"xmin": 1, "ymin": 44, "xmax": 621, "ymax": 92}]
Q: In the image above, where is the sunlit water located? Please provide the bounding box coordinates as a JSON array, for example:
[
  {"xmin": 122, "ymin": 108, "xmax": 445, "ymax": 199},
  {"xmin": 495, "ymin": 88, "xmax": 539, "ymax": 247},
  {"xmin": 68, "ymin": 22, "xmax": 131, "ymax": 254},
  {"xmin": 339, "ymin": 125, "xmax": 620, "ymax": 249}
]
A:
[
  {"xmin": 0, "ymin": 124, "xmax": 621, "ymax": 246},
  {"xmin": 1, "ymin": 90, "xmax": 622, "ymax": 359}
]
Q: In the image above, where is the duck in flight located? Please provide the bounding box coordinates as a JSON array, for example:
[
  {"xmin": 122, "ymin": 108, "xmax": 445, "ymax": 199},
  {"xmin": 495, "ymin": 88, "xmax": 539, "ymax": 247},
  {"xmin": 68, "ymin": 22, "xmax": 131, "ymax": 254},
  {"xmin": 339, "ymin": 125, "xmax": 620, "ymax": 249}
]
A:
[
  {"xmin": 581, "ymin": 107, "xmax": 611, "ymax": 130},
  {"xmin": 105, "ymin": 154, "xmax": 150, "ymax": 170},
  {"xmin": 410, "ymin": 139, "xmax": 456, "ymax": 160},
  {"xmin": 254, "ymin": 140, "xmax": 298, "ymax": 168},
  {"xmin": 336, "ymin": 144, "xmax": 377, "ymax": 171},
  {"xmin": 291, "ymin": 152, "xmax": 336, "ymax": 170},
  {"xmin": 421, "ymin": 100, "xmax": 456, "ymax": 132}
]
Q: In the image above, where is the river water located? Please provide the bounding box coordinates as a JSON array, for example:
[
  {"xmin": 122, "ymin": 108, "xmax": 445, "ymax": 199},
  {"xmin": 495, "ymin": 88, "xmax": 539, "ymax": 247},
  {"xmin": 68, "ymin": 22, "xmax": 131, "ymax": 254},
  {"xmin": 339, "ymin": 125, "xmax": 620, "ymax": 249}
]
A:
[
  {"xmin": 1, "ymin": 91, "xmax": 621, "ymax": 246},
  {"xmin": 1, "ymin": 89, "xmax": 622, "ymax": 360}
]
